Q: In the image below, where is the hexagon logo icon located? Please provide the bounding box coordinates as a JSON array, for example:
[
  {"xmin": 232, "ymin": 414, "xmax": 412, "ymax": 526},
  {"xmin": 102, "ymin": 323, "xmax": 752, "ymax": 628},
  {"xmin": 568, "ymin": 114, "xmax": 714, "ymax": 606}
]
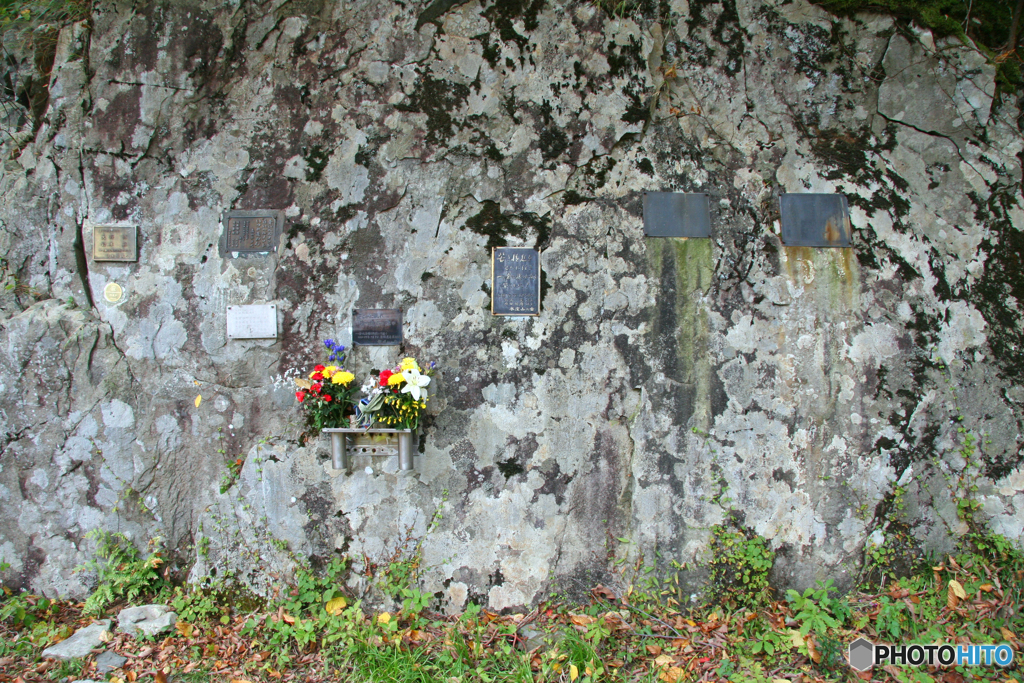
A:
[{"xmin": 849, "ymin": 637, "xmax": 875, "ymax": 672}]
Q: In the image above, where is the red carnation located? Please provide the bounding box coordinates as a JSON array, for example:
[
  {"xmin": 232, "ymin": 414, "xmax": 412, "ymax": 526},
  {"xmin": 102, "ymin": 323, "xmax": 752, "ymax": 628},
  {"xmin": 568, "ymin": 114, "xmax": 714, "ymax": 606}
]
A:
[
  {"xmin": 323, "ymin": 395, "xmax": 332, "ymax": 402},
  {"xmin": 379, "ymin": 369, "xmax": 393, "ymax": 386},
  {"xmin": 296, "ymin": 391, "xmax": 306, "ymax": 402},
  {"xmin": 311, "ymin": 383, "xmax": 323, "ymax": 393},
  {"xmin": 314, "ymin": 364, "xmax": 325, "ymax": 371},
  {"xmin": 311, "ymin": 372, "xmax": 324, "ymax": 381}
]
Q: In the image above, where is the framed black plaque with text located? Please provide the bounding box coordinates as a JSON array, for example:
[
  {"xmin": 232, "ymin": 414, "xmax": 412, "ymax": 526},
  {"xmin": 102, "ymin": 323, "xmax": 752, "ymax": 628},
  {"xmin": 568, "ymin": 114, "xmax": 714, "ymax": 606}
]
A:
[
  {"xmin": 352, "ymin": 309, "xmax": 403, "ymax": 345},
  {"xmin": 492, "ymin": 247, "xmax": 540, "ymax": 316}
]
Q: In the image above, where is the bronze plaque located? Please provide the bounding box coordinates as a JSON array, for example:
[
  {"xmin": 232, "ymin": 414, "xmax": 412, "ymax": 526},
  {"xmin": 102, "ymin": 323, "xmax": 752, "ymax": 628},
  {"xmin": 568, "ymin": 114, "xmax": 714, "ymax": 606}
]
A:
[
  {"xmin": 92, "ymin": 226, "xmax": 137, "ymax": 261},
  {"xmin": 221, "ymin": 210, "xmax": 282, "ymax": 255},
  {"xmin": 492, "ymin": 247, "xmax": 540, "ymax": 316},
  {"xmin": 352, "ymin": 309, "xmax": 403, "ymax": 345}
]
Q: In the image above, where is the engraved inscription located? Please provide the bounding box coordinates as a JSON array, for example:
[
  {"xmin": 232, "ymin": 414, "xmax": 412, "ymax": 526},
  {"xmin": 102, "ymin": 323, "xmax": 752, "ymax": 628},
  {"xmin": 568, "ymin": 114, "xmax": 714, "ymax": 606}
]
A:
[
  {"xmin": 226, "ymin": 304, "xmax": 278, "ymax": 339},
  {"xmin": 492, "ymin": 247, "xmax": 540, "ymax": 316},
  {"xmin": 93, "ymin": 226, "xmax": 138, "ymax": 261},
  {"xmin": 226, "ymin": 216, "xmax": 276, "ymax": 252},
  {"xmin": 352, "ymin": 309, "xmax": 403, "ymax": 346}
]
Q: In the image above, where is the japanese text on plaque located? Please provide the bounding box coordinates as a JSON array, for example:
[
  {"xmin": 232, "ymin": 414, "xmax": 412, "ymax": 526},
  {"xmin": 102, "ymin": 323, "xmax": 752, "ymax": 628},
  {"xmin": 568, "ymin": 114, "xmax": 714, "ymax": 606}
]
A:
[
  {"xmin": 492, "ymin": 248, "xmax": 539, "ymax": 315},
  {"xmin": 226, "ymin": 216, "xmax": 276, "ymax": 252}
]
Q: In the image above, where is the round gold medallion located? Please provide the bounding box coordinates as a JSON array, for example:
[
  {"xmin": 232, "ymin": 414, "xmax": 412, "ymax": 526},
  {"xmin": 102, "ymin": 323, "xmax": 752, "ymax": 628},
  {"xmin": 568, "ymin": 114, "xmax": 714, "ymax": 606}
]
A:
[{"xmin": 103, "ymin": 282, "xmax": 123, "ymax": 303}]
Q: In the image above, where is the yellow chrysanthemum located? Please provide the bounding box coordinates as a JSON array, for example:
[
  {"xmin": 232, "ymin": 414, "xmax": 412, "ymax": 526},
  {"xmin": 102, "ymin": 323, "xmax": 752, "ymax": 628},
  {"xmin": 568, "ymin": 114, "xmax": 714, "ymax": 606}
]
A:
[
  {"xmin": 331, "ymin": 370, "xmax": 354, "ymax": 385},
  {"xmin": 323, "ymin": 365, "xmax": 338, "ymax": 379},
  {"xmin": 400, "ymin": 357, "xmax": 420, "ymax": 372},
  {"xmin": 387, "ymin": 372, "xmax": 405, "ymax": 386}
]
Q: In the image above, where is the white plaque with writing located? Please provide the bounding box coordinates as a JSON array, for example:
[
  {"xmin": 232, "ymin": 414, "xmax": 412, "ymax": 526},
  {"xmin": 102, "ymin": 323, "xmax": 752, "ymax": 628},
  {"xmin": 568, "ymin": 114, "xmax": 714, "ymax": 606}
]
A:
[{"xmin": 226, "ymin": 304, "xmax": 278, "ymax": 339}]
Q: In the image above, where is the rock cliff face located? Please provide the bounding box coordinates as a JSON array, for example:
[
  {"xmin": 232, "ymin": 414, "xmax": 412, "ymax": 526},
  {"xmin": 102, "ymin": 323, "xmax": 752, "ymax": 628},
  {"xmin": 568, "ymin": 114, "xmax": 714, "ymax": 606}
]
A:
[{"xmin": 1, "ymin": 0, "xmax": 1022, "ymax": 608}]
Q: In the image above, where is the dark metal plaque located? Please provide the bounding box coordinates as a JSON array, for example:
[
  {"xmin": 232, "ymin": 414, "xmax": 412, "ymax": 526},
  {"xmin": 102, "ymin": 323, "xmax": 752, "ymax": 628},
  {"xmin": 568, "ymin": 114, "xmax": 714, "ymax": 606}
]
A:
[
  {"xmin": 643, "ymin": 192, "xmax": 711, "ymax": 238},
  {"xmin": 492, "ymin": 247, "xmax": 540, "ymax": 316},
  {"xmin": 779, "ymin": 194, "xmax": 851, "ymax": 247},
  {"xmin": 220, "ymin": 210, "xmax": 282, "ymax": 255},
  {"xmin": 92, "ymin": 226, "xmax": 138, "ymax": 261},
  {"xmin": 352, "ymin": 309, "xmax": 403, "ymax": 345}
]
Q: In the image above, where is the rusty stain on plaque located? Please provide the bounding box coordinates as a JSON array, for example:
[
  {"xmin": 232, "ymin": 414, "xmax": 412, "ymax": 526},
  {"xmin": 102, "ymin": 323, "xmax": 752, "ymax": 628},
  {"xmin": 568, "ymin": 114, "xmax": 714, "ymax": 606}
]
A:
[
  {"xmin": 779, "ymin": 194, "xmax": 851, "ymax": 247},
  {"xmin": 93, "ymin": 226, "xmax": 138, "ymax": 261},
  {"xmin": 220, "ymin": 210, "xmax": 282, "ymax": 255}
]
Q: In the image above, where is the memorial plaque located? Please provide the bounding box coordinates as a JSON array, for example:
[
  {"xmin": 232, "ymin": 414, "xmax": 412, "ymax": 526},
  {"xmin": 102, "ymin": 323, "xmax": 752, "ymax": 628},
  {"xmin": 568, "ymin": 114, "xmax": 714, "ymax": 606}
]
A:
[
  {"xmin": 352, "ymin": 309, "xmax": 403, "ymax": 345},
  {"xmin": 779, "ymin": 194, "xmax": 851, "ymax": 247},
  {"xmin": 643, "ymin": 192, "xmax": 711, "ymax": 238},
  {"xmin": 492, "ymin": 247, "xmax": 540, "ymax": 316},
  {"xmin": 226, "ymin": 304, "xmax": 278, "ymax": 339},
  {"xmin": 220, "ymin": 210, "xmax": 282, "ymax": 255},
  {"xmin": 92, "ymin": 225, "xmax": 138, "ymax": 261}
]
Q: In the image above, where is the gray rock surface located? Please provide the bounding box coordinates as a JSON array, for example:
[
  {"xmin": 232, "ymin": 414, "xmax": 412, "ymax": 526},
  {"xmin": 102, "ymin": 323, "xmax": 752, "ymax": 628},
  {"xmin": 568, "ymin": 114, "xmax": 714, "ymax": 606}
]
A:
[
  {"xmin": 40, "ymin": 620, "xmax": 112, "ymax": 660},
  {"xmin": 0, "ymin": 0, "xmax": 1021, "ymax": 609},
  {"xmin": 117, "ymin": 605, "xmax": 177, "ymax": 637},
  {"xmin": 94, "ymin": 650, "xmax": 128, "ymax": 675}
]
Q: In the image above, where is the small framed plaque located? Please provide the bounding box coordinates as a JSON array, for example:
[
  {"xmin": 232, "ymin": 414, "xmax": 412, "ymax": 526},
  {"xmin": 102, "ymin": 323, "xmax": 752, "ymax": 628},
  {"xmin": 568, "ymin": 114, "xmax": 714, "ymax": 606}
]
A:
[
  {"xmin": 643, "ymin": 192, "xmax": 711, "ymax": 238},
  {"xmin": 226, "ymin": 304, "xmax": 278, "ymax": 339},
  {"xmin": 92, "ymin": 225, "xmax": 138, "ymax": 261},
  {"xmin": 492, "ymin": 247, "xmax": 540, "ymax": 316},
  {"xmin": 779, "ymin": 194, "xmax": 851, "ymax": 247},
  {"xmin": 352, "ymin": 309, "xmax": 403, "ymax": 346},
  {"xmin": 220, "ymin": 210, "xmax": 283, "ymax": 255}
]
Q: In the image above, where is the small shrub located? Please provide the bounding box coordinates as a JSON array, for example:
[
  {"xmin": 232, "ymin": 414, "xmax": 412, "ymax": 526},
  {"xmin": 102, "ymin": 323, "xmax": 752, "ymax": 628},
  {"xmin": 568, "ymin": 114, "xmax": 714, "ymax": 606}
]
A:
[
  {"xmin": 76, "ymin": 531, "xmax": 169, "ymax": 616},
  {"xmin": 705, "ymin": 525, "xmax": 775, "ymax": 609}
]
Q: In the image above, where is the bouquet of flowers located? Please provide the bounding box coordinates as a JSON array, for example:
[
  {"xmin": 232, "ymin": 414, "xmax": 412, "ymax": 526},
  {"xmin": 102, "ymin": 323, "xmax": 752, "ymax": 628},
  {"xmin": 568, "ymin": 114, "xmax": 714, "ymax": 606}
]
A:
[
  {"xmin": 355, "ymin": 356, "xmax": 435, "ymax": 431},
  {"xmin": 294, "ymin": 340, "xmax": 359, "ymax": 435}
]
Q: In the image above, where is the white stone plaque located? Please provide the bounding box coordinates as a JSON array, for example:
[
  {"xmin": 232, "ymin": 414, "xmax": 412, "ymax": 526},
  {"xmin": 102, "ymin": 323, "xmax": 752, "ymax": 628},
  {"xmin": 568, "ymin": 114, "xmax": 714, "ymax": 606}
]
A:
[{"xmin": 226, "ymin": 304, "xmax": 278, "ymax": 339}]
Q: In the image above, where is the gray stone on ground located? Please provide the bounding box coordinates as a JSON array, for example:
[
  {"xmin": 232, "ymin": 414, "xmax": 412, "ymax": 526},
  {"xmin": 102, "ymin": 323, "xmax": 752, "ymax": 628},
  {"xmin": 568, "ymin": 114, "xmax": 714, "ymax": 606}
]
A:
[
  {"xmin": 94, "ymin": 649, "xmax": 128, "ymax": 675},
  {"xmin": 40, "ymin": 619, "xmax": 111, "ymax": 660},
  {"xmin": 117, "ymin": 604, "xmax": 177, "ymax": 637}
]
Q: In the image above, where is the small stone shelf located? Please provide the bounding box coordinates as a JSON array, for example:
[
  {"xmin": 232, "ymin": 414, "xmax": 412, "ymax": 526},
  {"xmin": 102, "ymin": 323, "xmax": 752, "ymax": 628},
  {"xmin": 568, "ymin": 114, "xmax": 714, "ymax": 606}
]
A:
[{"xmin": 323, "ymin": 428, "xmax": 415, "ymax": 471}]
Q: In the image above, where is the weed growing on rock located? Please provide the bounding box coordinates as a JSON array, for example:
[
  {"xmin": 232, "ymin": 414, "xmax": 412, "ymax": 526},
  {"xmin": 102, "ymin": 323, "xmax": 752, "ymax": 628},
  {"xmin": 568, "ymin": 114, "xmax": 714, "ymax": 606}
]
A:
[
  {"xmin": 705, "ymin": 525, "xmax": 775, "ymax": 610},
  {"xmin": 76, "ymin": 531, "xmax": 169, "ymax": 616}
]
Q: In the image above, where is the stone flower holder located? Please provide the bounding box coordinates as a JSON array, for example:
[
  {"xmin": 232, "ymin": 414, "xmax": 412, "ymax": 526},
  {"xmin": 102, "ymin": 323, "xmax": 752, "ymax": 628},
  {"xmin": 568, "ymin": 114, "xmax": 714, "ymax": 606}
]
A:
[{"xmin": 323, "ymin": 427, "xmax": 415, "ymax": 472}]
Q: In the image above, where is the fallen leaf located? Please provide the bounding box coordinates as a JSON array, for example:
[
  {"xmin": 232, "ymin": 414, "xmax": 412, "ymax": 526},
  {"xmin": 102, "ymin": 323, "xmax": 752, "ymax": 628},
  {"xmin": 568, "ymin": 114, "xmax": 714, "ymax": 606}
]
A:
[
  {"xmin": 570, "ymin": 614, "xmax": 596, "ymax": 626},
  {"xmin": 126, "ymin": 673, "xmax": 137, "ymax": 682},
  {"xmin": 1000, "ymin": 627, "xmax": 1017, "ymax": 641},
  {"xmin": 109, "ymin": 678, "xmax": 124, "ymax": 683},
  {"xmin": 948, "ymin": 580, "xmax": 967, "ymax": 609},
  {"xmin": 326, "ymin": 596, "xmax": 347, "ymax": 615},
  {"xmin": 154, "ymin": 673, "xmax": 167, "ymax": 683},
  {"xmin": 569, "ymin": 664, "xmax": 579, "ymax": 681},
  {"xmin": 378, "ymin": 612, "xmax": 391, "ymax": 624},
  {"xmin": 646, "ymin": 644, "xmax": 663, "ymax": 656},
  {"xmin": 294, "ymin": 378, "xmax": 312, "ymax": 389},
  {"xmin": 806, "ymin": 635, "xmax": 821, "ymax": 663},
  {"xmin": 660, "ymin": 666, "xmax": 684, "ymax": 683},
  {"xmin": 592, "ymin": 585, "xmax": 617, "ymax": 601},
  {"xmin": 654, "ymin": 654, "xmax": 675, "ymax": 668},
  {"xmin": 281, "ymin": 612, "xmax": 295, "ymax": 625},
  {"xmin": 98, "ymin": 629, "xmax": 113, "ymax": 643},
  {"xmin": 979, "ymin": 584, "xmax": 994, "ymax": 592},
  {"xmin": 194, "ymin": 395, "xmax": 202, "ymax": 408},
  {"xmin": 176, "ymin": 621, "xmax": 194, "ymax": 638},
  {"xmin": 230, "ymin": 679, "xmax": 253, "ymax": 683}
]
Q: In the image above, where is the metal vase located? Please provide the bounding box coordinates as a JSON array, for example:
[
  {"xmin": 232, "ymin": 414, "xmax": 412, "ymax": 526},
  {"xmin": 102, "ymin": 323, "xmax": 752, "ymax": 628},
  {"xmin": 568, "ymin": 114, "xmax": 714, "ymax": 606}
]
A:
[
  {"xmin": 330, "ymin": 432, "xmax": 348, "ymax": 470},
  {"xmin": 398, "ymin": 431, "xmax": 414, "ymax": 471}
]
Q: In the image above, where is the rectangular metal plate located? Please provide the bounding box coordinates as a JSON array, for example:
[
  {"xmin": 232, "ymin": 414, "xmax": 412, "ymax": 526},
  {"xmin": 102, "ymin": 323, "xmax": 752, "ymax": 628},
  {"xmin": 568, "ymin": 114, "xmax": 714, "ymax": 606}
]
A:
[
  {"xmin": 779, "ymin": 194, "xmax": 851, "ymax": 247},
  {"xmin": 226, "ymin": 304, "xmax": 278, "ymax": 339},
  {"xmin": 92, "ymin": 226, "xmax": 138, "ymax": 261},
  {"xmin": 221, "ymin": 210, "xmax": 282, "ymax": 255},
  {"xmin": 643, "ymin": 192, "xmax": 711, "ymax": 238},
  {"xmin": 492, "ymin": 247, "xmax": 540, "ymax": 316},
  {"xmin": 352, "ymin": 309, "xmax": 403, "ymax": 345}
]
